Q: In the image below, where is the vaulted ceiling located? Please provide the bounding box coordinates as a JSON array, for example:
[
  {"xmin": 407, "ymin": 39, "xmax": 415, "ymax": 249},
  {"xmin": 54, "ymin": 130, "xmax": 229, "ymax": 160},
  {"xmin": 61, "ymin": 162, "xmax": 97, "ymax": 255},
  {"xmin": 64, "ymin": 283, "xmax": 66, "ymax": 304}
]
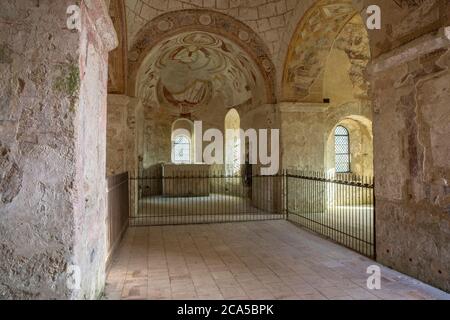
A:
[
  {"xmin": 282, "ymin": 0, "xmax": 363, "ymax": 102},
  {"xmin": 124, "ymin": 0, "xmax": 298, "ymax": 59},
  {"xmin": 136, "ymin": 31, "xmax": 267, "ymax": 113},
  {"xmin": 108, "ymin": 0, "xmax": 448, "ymax": 103}
]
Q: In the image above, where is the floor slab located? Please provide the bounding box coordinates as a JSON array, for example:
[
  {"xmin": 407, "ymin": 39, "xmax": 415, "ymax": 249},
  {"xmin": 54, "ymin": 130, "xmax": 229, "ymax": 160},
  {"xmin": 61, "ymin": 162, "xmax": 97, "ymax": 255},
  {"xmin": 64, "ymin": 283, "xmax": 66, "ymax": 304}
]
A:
[{"xmin": 104, "ymin": 221, "xmax": 449, "ymax": 300}]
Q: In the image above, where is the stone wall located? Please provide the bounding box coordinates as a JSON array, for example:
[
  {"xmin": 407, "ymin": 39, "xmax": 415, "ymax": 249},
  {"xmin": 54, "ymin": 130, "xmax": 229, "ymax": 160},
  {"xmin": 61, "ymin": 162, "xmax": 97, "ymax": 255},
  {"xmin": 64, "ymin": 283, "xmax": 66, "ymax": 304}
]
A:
[
  {"xmin": 106, "ymin": 95, "xmax": 142, "ymax": 177},
  {"xmin": 142, "ymin": 106, "xmax": 175, "ymax": 169},
  {"xmin": 370, "ymin": 28, "xmax": 450, "ymax": 292},
  {"xmin": 280, "ymin": 103, "xmax": 373, "ymax": 173},
  {"xmin": 0, "ymin": 0, "xmax": 117, "ymax": 299}
]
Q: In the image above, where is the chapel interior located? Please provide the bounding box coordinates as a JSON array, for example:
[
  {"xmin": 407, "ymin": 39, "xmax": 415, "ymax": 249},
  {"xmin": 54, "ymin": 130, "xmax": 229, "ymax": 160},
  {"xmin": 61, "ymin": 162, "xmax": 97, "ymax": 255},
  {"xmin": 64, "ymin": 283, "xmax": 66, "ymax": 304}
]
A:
[{"xmin": 0, "ymin": 0, "xmax": 449, "ymax": 300}]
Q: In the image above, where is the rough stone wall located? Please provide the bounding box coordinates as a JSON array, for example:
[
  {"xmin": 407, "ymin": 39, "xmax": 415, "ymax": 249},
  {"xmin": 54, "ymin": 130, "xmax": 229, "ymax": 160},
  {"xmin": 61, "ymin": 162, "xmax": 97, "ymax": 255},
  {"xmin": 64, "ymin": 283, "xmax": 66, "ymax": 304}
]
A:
[
  {"xmin": 107, "ymin": 96, "xmax": 128, "ymax": 175},
  {"xmin": 0, "ymin": 0, "xmax": 79, "ymax": 300},
  {"xmin": 370, "ymin": 31, "xmax": 450, "ymax": 292},
  {"xmin": 280, "ymin": 105, "xmax": 328, "ymax": 171},
  {"xmin": 74, "ymin": 0, "xmax": 117, "ymax": 299},
  {"xmin": 0, "ymin": 0, "xmax": 116, "ymax": 299},
  {"xmin": 106, "ymin": 95, "xmax": 142, "ymax": 177},
  {"xmin": 142, "ymin": 107, "xmax": 175, "ymax": 169}
]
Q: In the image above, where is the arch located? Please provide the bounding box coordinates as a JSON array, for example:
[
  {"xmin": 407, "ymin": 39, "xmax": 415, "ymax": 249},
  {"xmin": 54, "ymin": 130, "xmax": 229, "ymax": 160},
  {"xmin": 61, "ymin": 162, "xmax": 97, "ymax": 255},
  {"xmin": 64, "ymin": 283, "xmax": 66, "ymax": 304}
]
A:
[
  {"xmin": 282, "ymin": 0, "xmax": 363, "ymax": 102},
  {"xmin": 135, "ymin": 31, "xmax": 268, "ymax": 114},
  {"xmin": 334, "ymin": 125, "xmax": 351, "ymax": 173},
  {"xmin": 325, "ymin": 115, "xmax": 373, "ymax": 177},
  {"xmin": 280, "ymin": 0, "xmax": 374, "ymax": 103},
  {"xmin": 224, "ymin": 109, "xmax": 241, "ymax": 175},
  {"xmin": 128, "ymin": 9, "xmax": 276, "ymax": 104},
  {"xmin": 172, "ymin": 135, "xmax": 191, "ymax": 164},
  {"xmin": 171, "ymin": 118, "xmax": 195, "ymax": 164},
  {"xmin": 108, "ymin": 0, "xmax": 128, "ymax": 94}
]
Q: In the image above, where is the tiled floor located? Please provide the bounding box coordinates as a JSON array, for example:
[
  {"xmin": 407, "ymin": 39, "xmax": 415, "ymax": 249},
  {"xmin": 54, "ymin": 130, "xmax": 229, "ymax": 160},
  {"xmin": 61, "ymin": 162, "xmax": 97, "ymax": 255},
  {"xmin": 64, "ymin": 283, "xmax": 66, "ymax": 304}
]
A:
[
  {"xmin": 104, "ymin": 221, "xmax": 449, "ymax": 300},
  {"xmin": 131, "ymin": 194, "xmax": 283, "ymax": 226}
]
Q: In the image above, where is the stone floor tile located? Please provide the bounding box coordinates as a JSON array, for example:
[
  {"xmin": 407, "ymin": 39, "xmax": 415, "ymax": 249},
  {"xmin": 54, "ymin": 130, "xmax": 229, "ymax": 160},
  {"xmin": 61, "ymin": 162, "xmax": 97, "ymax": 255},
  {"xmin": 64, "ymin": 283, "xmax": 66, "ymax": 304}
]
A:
[{"xmin": 105, "ymin": 221, "xmax": 450, "ymax": 301}]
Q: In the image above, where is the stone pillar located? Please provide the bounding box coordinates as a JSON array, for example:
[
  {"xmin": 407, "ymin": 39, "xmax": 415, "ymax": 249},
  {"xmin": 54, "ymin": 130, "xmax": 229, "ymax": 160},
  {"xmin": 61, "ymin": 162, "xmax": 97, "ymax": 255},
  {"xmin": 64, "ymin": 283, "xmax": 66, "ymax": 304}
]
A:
[
  {"xmin": 106, "ymin": 95, "xmax": 142, "ymax": 176},
  {"xmin": 106, "ymin": 94, "xmax": 143, "ymax": 217},
  {"xmin": 368, "ymin": 27, "xmax": 450, "ymax": 293},
  {"xmin": 0, "ymin": 0, "xmax": 117, "ymax": 299}
]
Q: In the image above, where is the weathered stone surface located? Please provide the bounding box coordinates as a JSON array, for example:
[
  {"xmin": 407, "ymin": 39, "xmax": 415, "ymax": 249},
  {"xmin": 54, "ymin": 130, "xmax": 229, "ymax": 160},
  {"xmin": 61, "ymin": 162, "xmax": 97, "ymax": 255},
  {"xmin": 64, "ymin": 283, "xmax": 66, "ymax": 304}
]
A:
[
  {"xmin": 0, "ymin": 0, "xmax": 116, "ymax": 300},
  {"xmin": 371, "ymin": 39, "xmax": 450, "ymax": 292},
  {"xmin": 106, "ymin": 95, "xmax": 142, "ymax": 177}
]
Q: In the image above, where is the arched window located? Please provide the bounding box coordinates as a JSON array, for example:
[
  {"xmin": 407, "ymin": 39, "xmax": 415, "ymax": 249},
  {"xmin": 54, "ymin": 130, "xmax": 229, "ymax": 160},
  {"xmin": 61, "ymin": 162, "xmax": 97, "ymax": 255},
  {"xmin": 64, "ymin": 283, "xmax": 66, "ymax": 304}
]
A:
[
  {"xmin": 225, "ymin": 109, "xmax": 241, "ymax": 175},
  {"xmin": 335, "ymin": 125, "xmax": 351, "ymax": 173},
  {"xmin": 172, "ymin": 135, "xmax": 191, "ymax": 164}
]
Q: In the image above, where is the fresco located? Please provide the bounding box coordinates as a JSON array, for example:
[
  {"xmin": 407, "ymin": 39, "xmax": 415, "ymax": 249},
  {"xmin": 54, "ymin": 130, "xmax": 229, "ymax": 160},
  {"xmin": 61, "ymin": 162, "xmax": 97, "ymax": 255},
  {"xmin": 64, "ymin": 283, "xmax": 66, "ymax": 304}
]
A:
[
  {"xmin": 282, "ymin": 0, "xmax": 357, "ymax": 102},
  {"xmin": 128, "ymin": 10, "xmax": 276, "ymax": 104},
  {"xmin": 137, "ymin": 32, "xmax": 266, "ymax": 115}
]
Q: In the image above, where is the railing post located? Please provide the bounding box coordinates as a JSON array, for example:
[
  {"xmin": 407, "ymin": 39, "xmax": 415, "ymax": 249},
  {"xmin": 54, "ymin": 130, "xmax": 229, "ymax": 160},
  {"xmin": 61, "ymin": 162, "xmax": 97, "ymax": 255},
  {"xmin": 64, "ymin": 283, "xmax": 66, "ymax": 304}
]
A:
[
  {"xmin": 373, "ymin": 176, "xmax": 377, "ymax": 260},
  {"xmin": 284, "ymin": 169, "xmax": 289, "ymax": 221}
]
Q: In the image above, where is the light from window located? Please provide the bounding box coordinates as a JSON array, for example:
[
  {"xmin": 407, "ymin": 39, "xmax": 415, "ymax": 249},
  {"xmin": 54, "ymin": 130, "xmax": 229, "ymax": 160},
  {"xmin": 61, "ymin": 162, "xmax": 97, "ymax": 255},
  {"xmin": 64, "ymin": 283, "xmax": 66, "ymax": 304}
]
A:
[
  {"xmin": 225, "ymin": 109, "xmax": 241, "ymax": 176},
  {"xmin": 172, "ymin": 135, "xmax": 191, "ymax": 164},
  {"xmin": 335, "ymin": 125, "xmax": 351, "ymax": 173},
  {"xmin": 231, "ymin": 135, "xmax": 241, "ymax": 175}
]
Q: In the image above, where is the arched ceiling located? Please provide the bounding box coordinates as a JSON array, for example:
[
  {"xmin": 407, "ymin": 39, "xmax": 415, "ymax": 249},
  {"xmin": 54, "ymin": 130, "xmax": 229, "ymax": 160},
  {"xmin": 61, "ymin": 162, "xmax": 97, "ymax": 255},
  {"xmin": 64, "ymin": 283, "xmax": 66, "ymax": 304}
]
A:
[
  {"xmin": 326, "ymin": 14, "xmax": 371, "ymax": 101},
  {"xmin": 124, "ymin": 0, "xmax": 297, "ymax": 59},
  {"xmin": 108, "ymin": 0, "xmax": 128, "ymax": 94},
  {"xmin": 115, "ymin": 0, "xmax": 448, "ymax": 101},
  {"xmin": 282, "ymin": 0, "xmax": 360, "ymax": 102},
  {"xmin": 129, "ymin": 9, "xmax": 277, "ymax": 105},
  {"xmin": 136, "ymin": 31, "xmax": 267, "ymax": 114}
]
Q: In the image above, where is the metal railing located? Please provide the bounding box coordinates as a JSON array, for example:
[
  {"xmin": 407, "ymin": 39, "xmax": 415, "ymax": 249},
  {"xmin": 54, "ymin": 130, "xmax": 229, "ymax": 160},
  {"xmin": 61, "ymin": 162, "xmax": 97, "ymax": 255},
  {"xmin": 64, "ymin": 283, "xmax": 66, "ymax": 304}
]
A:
[
  {"xmin": 285, "ymin": 170, "xmax": 375, "ymax": 258},
  {"xmin": 126, "ymin": 168, "xmax": 375, "ymax": 258},
  {"xmin": 106, "ymin": 172, "xmax": 129, "ymax": 267},
  {"xmin": 129, "ymin": 168, "xmax": 285, "ymax": 227}
]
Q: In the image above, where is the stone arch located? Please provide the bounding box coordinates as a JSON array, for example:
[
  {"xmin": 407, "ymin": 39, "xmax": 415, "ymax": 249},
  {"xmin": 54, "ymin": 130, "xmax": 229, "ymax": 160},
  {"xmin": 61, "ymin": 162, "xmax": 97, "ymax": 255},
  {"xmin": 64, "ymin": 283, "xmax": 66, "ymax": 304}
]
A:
[
  {"xmin": 276, "ymin": 0, "xmax": 317, "ymax": 96},
  {"xmin": 171, "ymin": 118, "xmax": 195, "ymax": 164},
  {"xmin": 281, "ymin": 0, "xmax": 371, "ymax": 102},
  {"xmin": 171, "ymin": 118, "xmax": 194, "ymax": 140},
  {"xmin": 108, "ymin": 0, "xmax": 128, "ymax": 94},
  {"xmin": 325, "ymin": 114, "xmax": 373, "ymax": 177},
  {"xmin": 127, "ymin": 9, "xmax": 276, "ymax": 104},
  {"xmin": 224, "ymin": 109, "xmax": 241, "ymax": 174}
]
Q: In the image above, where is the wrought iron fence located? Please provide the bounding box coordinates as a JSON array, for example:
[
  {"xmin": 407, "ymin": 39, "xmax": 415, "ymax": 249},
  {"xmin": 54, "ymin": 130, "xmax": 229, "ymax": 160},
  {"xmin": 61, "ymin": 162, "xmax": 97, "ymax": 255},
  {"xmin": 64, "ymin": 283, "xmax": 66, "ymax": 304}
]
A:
[
  {"xmin": 126, "ymin": 168, "xmax": 375, "ymax": 258},
  {"xmin": 285, "ymin": 170, "xmax": 375, "ymax": 258},
  {"xmin": 129, "ymin": 168, "xmax": 285, "ymax": 227},
  {"xmin": 106, "ymin": 172, "xmax": 129, "ymax": 267}
]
